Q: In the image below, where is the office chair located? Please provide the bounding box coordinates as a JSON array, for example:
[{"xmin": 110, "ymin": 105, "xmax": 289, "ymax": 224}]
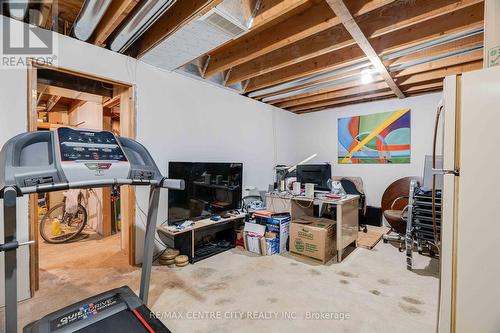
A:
[
  {"xmin": 381, "ymin": 177, "xmax": 417, "ymax": 251},
  {"xmin": 339, "ymin": 178, "xmax": 368, "ymax": 233}
]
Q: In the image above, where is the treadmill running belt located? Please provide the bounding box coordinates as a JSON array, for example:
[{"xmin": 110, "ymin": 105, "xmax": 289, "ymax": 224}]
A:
[{"xmin": 75, "ymin": 309, "xmax": 149, "ymax": 333}]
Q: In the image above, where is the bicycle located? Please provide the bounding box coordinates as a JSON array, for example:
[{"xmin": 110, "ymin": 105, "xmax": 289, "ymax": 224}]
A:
[{"xmin": 39, "ymin": 189, "xmax": 88, "ymax": 244}]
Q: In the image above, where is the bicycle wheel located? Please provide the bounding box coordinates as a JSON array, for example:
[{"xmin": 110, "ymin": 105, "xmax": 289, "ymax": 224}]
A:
[{"xmin": 39, "ymin": 203, "xmax": 87, "ymax": 244}]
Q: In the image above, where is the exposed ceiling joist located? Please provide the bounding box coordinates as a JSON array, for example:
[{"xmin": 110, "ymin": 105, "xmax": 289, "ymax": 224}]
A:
[
  {"xmin": 69, "ymin": 99, "xmax": 86, "ymax": 113},
  {"xmin": 325, "ymin": 0, "xmax": 404, "ymax": 98},
  {"xmin": 245, "ymin": 1, "xmax": 483, "ymax": 98},
  {"xmin": 398, "ymin": 60, "xmax": 483, "ymax": 85},
  {"xmin": 292, "ymin": 90, "xmax": 395, "ymax": 113},
  {"xmin": 278, "ymin": 81, "xmax": 390, "ymax": 109},
  {"xmin": 204, "ymin": 1, "xmax": 341, "ymax": 78},
  {"xmin": 225, "ymin": 0, "xmax": 398, "ymax": 85},
  {"xmin": 37, "ymin": 84, "xmax": 104, "ymax": 104},
  {"xmin": 251, "ymin": 0, "xmax": 310, "ymax": 28},
  {"xmin": 269, "ymin": 75, "xmax": 383, "ymax": 104},
  {"xmin": 393, "ymin": 48, "xmax": 483, "ymax": 77},
  {"xmin": 46, "ymin": 95, "xmax": 62, "ymax": 112},
  {"xmin": 386, "ymin": 32, "xmax": 484, "ymax": 67},
  {"xmin": 245, "ymin": 45, "xmax": 367, "ymax": 92},
  {"xmin": 130, "ymin": 0, "xmax": 224, "ymax": 58},
  {"xmin": 93, "ymin": 0, "xmax": 140, "ymax": 47}
]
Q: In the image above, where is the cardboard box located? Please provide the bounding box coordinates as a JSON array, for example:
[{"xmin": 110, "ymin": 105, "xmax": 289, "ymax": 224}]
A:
[
  {"xmin": 244, "ymin": 222, "xmax": 266, "ymax": 255},
  {"xmin": 254, "ymin": 211, "xmax": 290, "ymax": 254},
  {"xmin": 290, "ymin": 217, "xmax": 337, "ymax": 264}
]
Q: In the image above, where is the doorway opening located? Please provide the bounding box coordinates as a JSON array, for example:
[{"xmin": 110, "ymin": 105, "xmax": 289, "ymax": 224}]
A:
[{"xmin": 27, "ymin": 64, "xmax": 137, "ymax": 298}]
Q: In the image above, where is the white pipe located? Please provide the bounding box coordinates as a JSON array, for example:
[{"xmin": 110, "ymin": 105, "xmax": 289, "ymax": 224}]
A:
[{"xmin": 74, "ymin": 0, "xmax": 112, "ymax": 41}]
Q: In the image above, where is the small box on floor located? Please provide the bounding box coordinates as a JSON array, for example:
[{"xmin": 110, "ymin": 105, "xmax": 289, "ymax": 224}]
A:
[
  {"xmin": 243, "ymin": 222, "xmax": 266, "ymax": 255},
  {"xmin": 254, "ymin": 211, "xmax": 290, "ymax": 254},
  {"xmin": 290, "ymin": 216, "xmax": 337, "ymax": 264}
]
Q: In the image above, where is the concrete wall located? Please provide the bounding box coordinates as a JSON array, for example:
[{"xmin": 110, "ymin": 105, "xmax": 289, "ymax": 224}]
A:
[{"xmin": 293, "ymin": 92, "xmax": 443, "ymax": 206}]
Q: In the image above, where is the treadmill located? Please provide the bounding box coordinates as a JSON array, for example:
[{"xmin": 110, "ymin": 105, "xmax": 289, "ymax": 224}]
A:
[{"xmin": 0, "ymin": 127, "xmax": 185, "ymax": 333}]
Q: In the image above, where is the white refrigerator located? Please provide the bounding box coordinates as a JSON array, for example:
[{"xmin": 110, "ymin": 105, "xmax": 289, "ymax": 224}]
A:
[{"xmin": 438, "ymin": 65, "xmax": 500, "ymax": 333}]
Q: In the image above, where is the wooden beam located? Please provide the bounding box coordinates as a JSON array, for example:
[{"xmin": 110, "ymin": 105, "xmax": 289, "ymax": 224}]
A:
[
  {"xmin": 37, "ymin": 84, "xmax": 103, "ymax": 104},
  {"xmin": 204, "ymin": 1, "xmax": 340, "ymax": 78},
  {"xmin": 277, "ymin": 81, "xmax": 390, "ymax": 109},
  {"xmin": 93, "ymin": 0, "xmax": 140, "ymax": 47},
  {"xmin": 45, "ymin": 95, "xmax": 61, "ymax": 112},
  {"xmin": 325, "ymin": 0, "xmax": 404, "ymax": 98},
  {"xmin": 403, "ymin": 81, "xmax": 444, "ymax": 93},
  {"xmin": 103, "ymin": 95, "xmax": 121, "ymax": 108},
  {"xmin": 253, "ymin": 67, "xmax": 364, "ymax": 100},
  {"xmin": 226, "ymin": 0, "xmax": 398, "ymax": 85},
  {"xmin": 386, "ymin": 32, "xmax": 484, "ymax": 67},
  {"xmin": 393, "ymin": 49, "xmax": 483, "ymax": 77},
  {"xmin": 269, "ymin": 75, "xmax": 383, "ymax": 104},
  {"xmin": 360, "ymin": 0, "xmax": 483, "ymax": 39},
  {"xmin": 251, "ymin": 0, "xmax": 309, "ymax": 28},
  {"xmin": 69, "ymin": 99, "xmax": 86, "ymax": 113},
  {"xmin": 246, "ymin": 45, "xmax": 367, "ymax": 92},
  {"xmin": 292, "ymin": 90, "xmax": 395, "ymax": 113},
  {"xmin": 246, "ymin": 3, "xmax": 484, "ymax": 93},
  {"xmin": 398, "ymin": 60, "xmax": 483, "ymax": 85},
  {"xmin": 373, "ymin": 3, "xmax": 484, "ymax": 55},
  {"xmin": 226, "ymin": 26, "xmax": 355, "ymax": 85},
  {"xmin": 131, "ymin": 0, "xmax": 224, "ymax": 58}
]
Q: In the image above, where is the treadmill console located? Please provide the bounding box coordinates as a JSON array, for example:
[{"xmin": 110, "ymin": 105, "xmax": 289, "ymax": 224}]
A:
[
  {"xmin": 57, "ymin": 128, "xmax": 128, "ymax": 162},
  {"xmin": 0, "ymin": 127, "xmax": 167, "ymax": 193},
  {"xmin": 55, "ymin": 128, "xmax": 130, "ymax": 183}
]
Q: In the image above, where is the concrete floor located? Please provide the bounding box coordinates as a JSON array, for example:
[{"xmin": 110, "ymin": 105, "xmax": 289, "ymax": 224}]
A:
[{"xmin": 7, "ymin": 234, "xmax": 439, "ymax": 333}]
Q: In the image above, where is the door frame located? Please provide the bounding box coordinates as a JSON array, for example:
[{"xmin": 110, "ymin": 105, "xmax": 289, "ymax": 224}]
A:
[{"xmin": 27, "ymin": 61, "xmax": 138, "ymax": 295}]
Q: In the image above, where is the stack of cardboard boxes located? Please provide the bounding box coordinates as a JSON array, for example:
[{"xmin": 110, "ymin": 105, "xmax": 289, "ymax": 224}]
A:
[{"xmin": 242, "ymin": 211, "xmax": 290, "ymax": 256}]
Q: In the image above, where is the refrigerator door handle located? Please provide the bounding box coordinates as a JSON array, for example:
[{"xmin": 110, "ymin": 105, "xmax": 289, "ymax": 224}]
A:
[{"xmin": 432, "ymin": 168, "xmax": 460, "ymax": 176}]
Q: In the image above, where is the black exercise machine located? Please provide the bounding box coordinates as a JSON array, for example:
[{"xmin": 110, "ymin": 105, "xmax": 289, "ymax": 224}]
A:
[{"xmin": 0, "ymin": 128, "xmax": 185, "ymax": 332}]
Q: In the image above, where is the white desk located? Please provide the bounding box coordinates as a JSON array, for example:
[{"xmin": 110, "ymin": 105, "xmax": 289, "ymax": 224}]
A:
[{"xmin": 265, "ymin": 192, "xmax": 359, "ymax": 262}]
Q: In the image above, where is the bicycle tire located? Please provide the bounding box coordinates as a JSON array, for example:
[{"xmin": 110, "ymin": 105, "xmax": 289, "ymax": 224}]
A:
[{"xmin": 40, "ymin": 203, "xmax": 87, "ymax": 244}]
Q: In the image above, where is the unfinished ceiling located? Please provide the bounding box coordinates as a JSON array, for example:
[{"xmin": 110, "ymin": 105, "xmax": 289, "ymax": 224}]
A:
[{"xmin": 2, "ymin": 0, "xmax": 485, "ymax": 113}]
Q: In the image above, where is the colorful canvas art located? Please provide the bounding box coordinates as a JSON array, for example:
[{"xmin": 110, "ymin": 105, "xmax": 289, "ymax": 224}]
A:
[{"xmin": 338, "ymin": 109, "xmax": 411, "ymax": 164}]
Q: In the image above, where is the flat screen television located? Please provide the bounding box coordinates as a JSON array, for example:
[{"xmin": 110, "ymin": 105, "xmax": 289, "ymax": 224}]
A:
[{"xmin": 168, "ymin": 162, "xmax": 243, "ymax": 224}]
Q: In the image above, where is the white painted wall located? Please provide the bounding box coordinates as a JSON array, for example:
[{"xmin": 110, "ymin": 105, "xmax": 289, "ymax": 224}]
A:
[
  {"xmin": 0, "ymin": 16, "xmax": 299, "ymax": 302},
  {"xmin": 293, "ymin": 93, "xmax": 443, "ymax": 206}
]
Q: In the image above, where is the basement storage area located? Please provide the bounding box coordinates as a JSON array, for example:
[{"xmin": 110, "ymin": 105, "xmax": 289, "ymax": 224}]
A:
[{"xmin": 0, "ymin": 1, "xmax": 499, "ymax": 333}]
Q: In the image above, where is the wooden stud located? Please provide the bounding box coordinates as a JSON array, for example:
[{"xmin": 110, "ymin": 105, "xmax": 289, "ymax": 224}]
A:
[
  {"xmin": 69, "ymin": 99, "xmax": 86, "ymax": 113},
  {"xmin": 325, "ymin": 0, "xmax": 404, "ymax": 98},
  {"xmin": 251, "ymin": 0, "xmax": 309, "ymax": 28}
]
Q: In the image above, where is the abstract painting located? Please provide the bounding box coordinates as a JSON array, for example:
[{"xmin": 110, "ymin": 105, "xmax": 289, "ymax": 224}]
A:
[{"xmin": 338, "ymin": 109, "xmax": 411, "ymax": 164}]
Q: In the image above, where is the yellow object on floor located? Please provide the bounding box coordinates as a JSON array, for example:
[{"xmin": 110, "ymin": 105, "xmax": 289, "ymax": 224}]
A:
[{"xmin": 51, "ymin": 219, "xmax": 61, "ymax": 237}]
